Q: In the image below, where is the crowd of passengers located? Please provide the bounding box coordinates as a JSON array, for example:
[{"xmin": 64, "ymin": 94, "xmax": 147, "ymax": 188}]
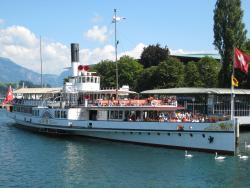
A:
[
  {"xmin": 126, "ymin": 111, "xmax": 229, "ymax": 123},
  {"xmin": 94, "ymin": 96, "xmax": 177, "ymax": 106}
]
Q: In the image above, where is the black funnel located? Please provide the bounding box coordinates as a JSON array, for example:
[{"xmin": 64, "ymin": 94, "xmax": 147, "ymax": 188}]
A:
[{"xmin": 71, "ymin": 43, "xmax": 79, "ymax": 62}]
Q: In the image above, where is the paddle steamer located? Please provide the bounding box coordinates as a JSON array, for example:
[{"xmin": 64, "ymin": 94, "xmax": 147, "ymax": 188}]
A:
[{"xmin": 6, "ymin": 43, "xmax": 236, "ymax": 154}]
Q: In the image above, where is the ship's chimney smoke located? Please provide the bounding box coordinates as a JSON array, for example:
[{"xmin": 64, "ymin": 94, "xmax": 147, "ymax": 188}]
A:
[{"xmin": 71, "ymin": 43, "xmax": 79, "ymax": 62}]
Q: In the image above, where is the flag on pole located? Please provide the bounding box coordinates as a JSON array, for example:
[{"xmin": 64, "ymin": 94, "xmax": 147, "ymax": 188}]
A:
[
  {"xmin": 2, "ymin": 85, "xmax": 13, "ymax": 105},
  {"xmin": 232, "ymin": 75, "xmax": 239, "ymax": 87},
  {"xmin": 234, "ymin": 48, "xmax": 250, "ymax": 74}
]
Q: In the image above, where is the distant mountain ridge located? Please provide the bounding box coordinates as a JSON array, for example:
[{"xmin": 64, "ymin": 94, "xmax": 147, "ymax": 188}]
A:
[{"xmin": 0, "ymin": 57, "xmax": 69, "ymax": 86}]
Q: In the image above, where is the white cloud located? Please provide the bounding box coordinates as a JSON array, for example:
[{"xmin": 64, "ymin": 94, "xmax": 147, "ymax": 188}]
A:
[
  {"xmin": 3, "ymin": 24, "xmax": 217, "ymax": 77},
  {"xmin": 119, "ymin": 43, "xmax": 146, "ymax": 59},
  {"xmin": 80, "ymin": 45, "xmax": 115, "ymax": 65},
  {"xmin": 0, "ymin": 25, "xmax": 69, "ymax": 75},
  {"xmin": 0, "ymin": 18, "xmax": 5, "ymax": 25},
  {"xmin": 84, "ymin": 25, "xmax": 108, "ymax": 42},
  {"xmin": 80, "ymin": 43, "xmax": 147, "ymax": 65},
  {"xmin": 0, "ymin": 25, "xmax": 146, "ymax": 75}
]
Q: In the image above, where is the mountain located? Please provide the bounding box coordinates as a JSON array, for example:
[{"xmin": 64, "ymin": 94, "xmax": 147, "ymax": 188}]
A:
[{"xmin": 0, "ymin": 57, "xmax": 62, "ymax": 86}]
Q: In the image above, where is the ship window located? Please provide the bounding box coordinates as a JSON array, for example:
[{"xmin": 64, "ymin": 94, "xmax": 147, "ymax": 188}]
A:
[
  {"xmin": 114, "ymin": 111, "xmax": 118, "ymax": 119},
  {"xmin": 55, "ymin": 110, "xmax": 60, "ymax": 118},
  {"xmin": 82, "ymin": 77, "xmax": 85, "ymax": 83},
  {"xmin": 119, "ymin": 111, "xmax": 123, "ymax": 119},
  {"xmin": 63, "ymin": 111, "xmax": 67, "ymax": 118},
  {"xmin": 109, "ymin": 110, "xmax": 123, "ymax": 119},
  {"xmin": 94, "ymin": 77, "xmax": 97, "ymax": 83},
  {"xmin": 61, "ymin": 111, "xmax": 66, "ymax": 118},
  {"xmin": 87, "ymin": 77, "xmax": 90, "ymax": 82},
  {"xmin": 91, "ymin": 77, "xmax": 93, "ymax": 83},
  {"xmin": 110, "ymin": 111, "xmax": 114, "ymax": 119}
]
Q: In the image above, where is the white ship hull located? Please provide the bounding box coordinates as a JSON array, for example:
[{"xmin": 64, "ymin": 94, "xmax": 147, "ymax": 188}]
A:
[{"xmin": 10, "ymin": 112, "xmax": 236, "ymax": 154}]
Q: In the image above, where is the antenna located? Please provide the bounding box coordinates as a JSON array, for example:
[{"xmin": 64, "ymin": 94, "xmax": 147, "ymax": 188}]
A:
[
  {"xmin": 40, "ymin": 36, "xmax": 43, "ymax": 88},
  {"xmin": 114, "ymin": 8, "xmax": 119, "ymax": 99}
]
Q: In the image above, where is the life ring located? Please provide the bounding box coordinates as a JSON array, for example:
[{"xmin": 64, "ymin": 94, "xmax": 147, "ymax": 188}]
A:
[
  {"xmin": 151, "ymin": 100, "xmax": 157, "ymax": 106},
  {"xmin": 177, "ymin": 125, "xmax": 184, "ymax": 131}
]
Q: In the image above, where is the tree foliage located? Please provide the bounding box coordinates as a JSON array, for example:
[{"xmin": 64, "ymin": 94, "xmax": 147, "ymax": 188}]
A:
[
  {"xmin": 184, "ymin": 61, "xmax": 203, "ymax": 87},
  {"xmin": 92, "ymin": 56, "xmax": 143, "ymax": 90},
  {"xmin": 91, "ymin": 60, "xmax": 116, "ymax": 89},
  {"xmin": 244, "ymin": 39, "xmax": 250, "ymax": 56},
  {"xmin": 140, "ymin": 43, "xmax": 169, "ymax": 68},
  {"xmin": 117, "ymin": 56, "xmax": 143, "ymax": 90},
  {"xmin": 154, "ymin": 57, "xmax": 184, "ymax": 88},
  {"xmin": 197, "ymin": 57, "xmax": 221, "ymax": 87},
  {"xmin": 213, "ymin": 0, "xmax": 247, "ymax": 87},
  {"xmin": 135, "ymin": 66, "xmax": 158, "ymax": 92}
]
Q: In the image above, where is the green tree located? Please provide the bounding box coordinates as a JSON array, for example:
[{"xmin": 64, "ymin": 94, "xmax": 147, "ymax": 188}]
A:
[
  {"xmin": 135, "ymin": 66, "xmax": 158, "ymax": 92},
  {"xmin": 92, "ymin": 60, "xmax": 116, "ymax": 88},
  {"xmin": 154, "ymin": 57, "xmax": 184, "ymax": 88},
  {"xmin": 244, "ymin": 39, "xmax": 250, "ymax": 56},
  {"xmin": 184, "ymin": 61, "xmax": 203, "ymax": 87},
  {"xmin": 140, "ymin": 43, "xmax": 169, "ymax": 68},
  {"xmin": 118, "ymin": 56, "xmax": 143, "ymax": 90},
  {"xmin": 213, "ymin": 0, "xmax": 247, "ymax": 87},
  {"xmin": 92, "ymin": 56, "xmax": 143, "ymax": 90},
  {"xmin": 197, "ymin": 57, "xmax": 221, "ymax": 87}
]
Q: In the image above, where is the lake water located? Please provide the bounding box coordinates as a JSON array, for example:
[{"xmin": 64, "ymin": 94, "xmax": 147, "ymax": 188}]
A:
[{"xmin": 1, "ymin": 109, "xmax": 250, "ymax": 188}]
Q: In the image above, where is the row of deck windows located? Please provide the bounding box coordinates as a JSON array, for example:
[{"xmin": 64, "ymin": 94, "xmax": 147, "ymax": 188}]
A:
[
  {"xmin": 76, "ymin": 76, "xmax": 100, "ymax": 84},
  {"xmin": 13, "ymin": 106, "xmax": 32, "ymax": 114},
  {"xmin": 55, "ymin": 110, "xmax": 67, "ymax": 119},
  {"xmin": 110, "ymin": 111, "xmax": 123, "ymax": 119}
]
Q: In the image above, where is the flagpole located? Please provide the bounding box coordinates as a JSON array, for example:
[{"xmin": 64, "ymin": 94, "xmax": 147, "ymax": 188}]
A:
[
  {"xmin": 114, "ymin": 8, "xmax": 119, "ymax": 100},
  {"xmin": 231, "ymin": 48, "xmax": 235, "ymax": 120},
  {"xmin": 40, "ymin": 36, "xmax": 43, "ymax": 88}
]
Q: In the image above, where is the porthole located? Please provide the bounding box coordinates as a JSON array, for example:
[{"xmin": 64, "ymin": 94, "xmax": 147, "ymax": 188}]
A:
[
  {"xmin": 168, "ymin": 133, "xmax": 170, "ymax": 136},
  {"xmin": 190, "ymin": 133, "xmax": 193, "ymax": 137},
  {"xmin": 178, "ymin": 133, "xmax": 181, "ymax": 136},
  {"xmin": 157, "ymin": 133, "xmax": 160, "ymax": 136},
  {"xmin": 202, "ymin": 134, "xmax": 205, "ymax": 138},
  {"xmin": 148, "ymin": 132, "xmax": 151, "ymax": 135}
]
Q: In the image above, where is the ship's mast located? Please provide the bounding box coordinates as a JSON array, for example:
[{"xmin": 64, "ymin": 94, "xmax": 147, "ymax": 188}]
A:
[
  {"xmin": 40, "ymin": 36, "xmax": 43, "ymax": 88},
  {"xmin": 114, "ymin": 9, "xmax": 119, "ymax": 99}
]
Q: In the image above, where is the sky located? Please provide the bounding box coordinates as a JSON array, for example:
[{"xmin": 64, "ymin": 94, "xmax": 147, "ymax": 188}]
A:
[{"xmin": 0, "ymin": 0, "xmax": 249, "ymax": 75}]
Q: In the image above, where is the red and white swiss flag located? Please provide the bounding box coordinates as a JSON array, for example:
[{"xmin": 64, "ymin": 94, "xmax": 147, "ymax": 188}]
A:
[
  {"xmin": 234, "ymin": 48, "xmax": 250, "ymax": 74},
  {"xmin": 2, "ymin": 85, "xmax": 13, "ymax": 105}
]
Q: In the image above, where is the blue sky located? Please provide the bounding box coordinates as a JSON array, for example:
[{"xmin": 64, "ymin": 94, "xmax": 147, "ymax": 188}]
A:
[{"xmin": 0, "ymin": 0, "xmax": 249, "ymax": 74}]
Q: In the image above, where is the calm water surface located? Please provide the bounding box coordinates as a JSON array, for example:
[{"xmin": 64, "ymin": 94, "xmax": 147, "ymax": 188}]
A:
[{"xmin": 1, "ymin": 109, "xmax": 250, "ymax": 188}]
